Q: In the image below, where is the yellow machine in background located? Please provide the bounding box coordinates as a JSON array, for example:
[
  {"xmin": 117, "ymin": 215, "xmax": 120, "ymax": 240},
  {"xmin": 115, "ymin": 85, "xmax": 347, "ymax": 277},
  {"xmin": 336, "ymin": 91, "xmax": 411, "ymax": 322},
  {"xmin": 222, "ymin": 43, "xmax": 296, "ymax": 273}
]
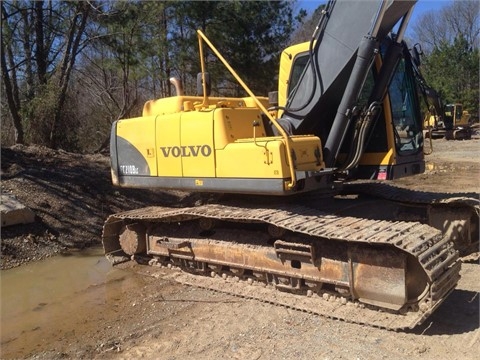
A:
[
  {"xmin": 424, "ymin": 103, "xmax": 472, "ymax": 140},
  {"xmin": 444, "ymin": 103, "xmax": 471, "ymax": 127}
]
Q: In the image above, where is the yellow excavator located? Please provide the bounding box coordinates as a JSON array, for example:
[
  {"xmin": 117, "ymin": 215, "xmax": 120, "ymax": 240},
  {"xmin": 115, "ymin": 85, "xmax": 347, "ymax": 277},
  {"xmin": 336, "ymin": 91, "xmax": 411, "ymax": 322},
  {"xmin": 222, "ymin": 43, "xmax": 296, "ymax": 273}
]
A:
[
  {"xmin": 410, "ymin": 44, "xmax": 474, "ymax": 140},
  {"xmin": 424, "ymin": 102, "xmax": 473, "ymax": 140},
  {"xmin": 102, "ymin": 0, "xmax": 479, "ymax": 330}
]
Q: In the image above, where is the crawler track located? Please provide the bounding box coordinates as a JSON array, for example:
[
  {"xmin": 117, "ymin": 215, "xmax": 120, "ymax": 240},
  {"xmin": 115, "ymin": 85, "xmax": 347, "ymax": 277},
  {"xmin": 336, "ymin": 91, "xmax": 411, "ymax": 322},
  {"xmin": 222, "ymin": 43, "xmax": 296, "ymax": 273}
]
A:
[
  {"xmin": 342, "ymin": 181, "xmax": 480, "ymax": 210},
  {"xmin": 342, "ymin": 181, "xmax": 480, "ymax": 257},
  {"xmin": 103, "ymin": 201, "xmax": 460, "ymax": 330}
]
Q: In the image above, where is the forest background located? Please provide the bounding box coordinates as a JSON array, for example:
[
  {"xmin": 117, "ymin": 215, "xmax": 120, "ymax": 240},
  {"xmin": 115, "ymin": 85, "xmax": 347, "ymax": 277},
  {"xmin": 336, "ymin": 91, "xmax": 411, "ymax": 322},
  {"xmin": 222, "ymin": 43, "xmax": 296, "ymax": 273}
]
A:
[{"xmin": 1, "ymin": 0, "xmax": 479, "ymax": 153}]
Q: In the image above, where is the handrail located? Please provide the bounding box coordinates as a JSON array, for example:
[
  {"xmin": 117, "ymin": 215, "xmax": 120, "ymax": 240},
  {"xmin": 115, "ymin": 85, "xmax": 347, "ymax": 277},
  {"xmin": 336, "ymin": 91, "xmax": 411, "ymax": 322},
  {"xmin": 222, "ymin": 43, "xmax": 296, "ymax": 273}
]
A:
[
  {"xmin": 197, "ymin": 33, "xmax": 209, "ymax": 108},
  {"xmin": 196, "ymin": 29, "xmax": 297, "ymax": 189}
]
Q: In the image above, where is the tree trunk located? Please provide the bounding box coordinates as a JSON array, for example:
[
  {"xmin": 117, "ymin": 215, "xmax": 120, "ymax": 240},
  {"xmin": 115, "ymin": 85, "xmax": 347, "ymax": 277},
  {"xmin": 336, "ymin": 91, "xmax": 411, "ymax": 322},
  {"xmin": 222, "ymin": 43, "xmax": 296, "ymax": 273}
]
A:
[
  {"xmin": 49, "ymin": 3, "xmax": 91, "ymax": 148},
  {"xmin": 1, "ymin": 50, "xmax": 24, "ymax": 144},
  {"xmin": 0, "ymin": 10, "xmax": 24, "ymax": 144},
  {"xmin": 35, "ymin": 1, "xmax": 47, "ymax": 85}
]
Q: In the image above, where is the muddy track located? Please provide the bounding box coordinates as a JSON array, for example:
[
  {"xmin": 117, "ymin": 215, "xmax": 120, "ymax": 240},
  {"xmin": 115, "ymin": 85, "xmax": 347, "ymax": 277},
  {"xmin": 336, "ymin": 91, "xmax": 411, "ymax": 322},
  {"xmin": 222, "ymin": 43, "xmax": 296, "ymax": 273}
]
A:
[
  {"xmin": 342, "ymin": 180, "xmax": 480, "ymax": 210},
  {"xmin": 341, "ymin": 181, "xmax": 480, "ymax": 257},
  {"xmin": 103, "ymin": 202, "xmax": 460, "ymax": 330}
]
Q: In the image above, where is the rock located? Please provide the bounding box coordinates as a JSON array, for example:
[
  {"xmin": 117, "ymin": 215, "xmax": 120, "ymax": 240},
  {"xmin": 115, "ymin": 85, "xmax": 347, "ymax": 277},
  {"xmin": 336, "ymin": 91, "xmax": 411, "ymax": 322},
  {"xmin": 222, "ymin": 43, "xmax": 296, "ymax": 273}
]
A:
[{"xmin": 1, "ymin": 194, "xmax": 35, "ymax": 227}]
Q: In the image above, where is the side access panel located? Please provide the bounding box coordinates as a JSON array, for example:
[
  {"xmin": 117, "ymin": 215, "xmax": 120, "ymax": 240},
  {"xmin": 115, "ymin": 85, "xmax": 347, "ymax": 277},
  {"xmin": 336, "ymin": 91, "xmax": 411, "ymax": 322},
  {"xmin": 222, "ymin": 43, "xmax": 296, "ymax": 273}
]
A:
[
  {"xmin": 156, "ymin": 113, "xmax": 182, "ymax": 176},
  {"xmin": 180, "ymin": 111, "xmax": 215, "ymax": 177}
]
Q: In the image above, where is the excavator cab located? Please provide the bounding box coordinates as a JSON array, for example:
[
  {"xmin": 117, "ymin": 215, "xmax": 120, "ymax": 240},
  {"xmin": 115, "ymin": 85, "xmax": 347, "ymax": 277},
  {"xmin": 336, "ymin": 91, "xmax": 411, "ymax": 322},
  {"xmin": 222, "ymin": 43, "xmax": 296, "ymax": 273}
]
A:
[
  {"xmin": 444, "ymin": 103, "xmax": 470, "ymax": 128},
  {"xmin": 277, "ymin": 37, "xmax": 424, "ymax": 181},
  {"xmin": 358, "ymin": 40, "xmax": 424, "ymax": 180}
]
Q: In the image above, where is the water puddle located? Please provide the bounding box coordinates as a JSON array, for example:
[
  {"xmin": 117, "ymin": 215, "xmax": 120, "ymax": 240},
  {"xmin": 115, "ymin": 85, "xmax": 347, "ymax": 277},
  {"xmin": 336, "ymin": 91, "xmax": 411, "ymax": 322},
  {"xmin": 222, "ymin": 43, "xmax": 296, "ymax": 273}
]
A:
[{"xmin": 0, "ymin": 247, "xmax": 134, "ymax": 357}]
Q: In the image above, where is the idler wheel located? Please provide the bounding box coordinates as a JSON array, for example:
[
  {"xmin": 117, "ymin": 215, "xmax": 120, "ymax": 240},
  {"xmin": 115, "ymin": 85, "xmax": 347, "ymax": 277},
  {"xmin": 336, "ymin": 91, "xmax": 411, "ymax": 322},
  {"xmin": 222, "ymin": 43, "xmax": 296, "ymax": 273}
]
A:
[
  {"xmin": 199, "ymin": 218, "xmax": 216, "ymax": 231},
  {"xmin": 268, "ymin": 224, "xmax": 286, "ymax": 238},
  {"xmin": 119, "ymin": 223, "xmax": 147, "ymax": 255}
]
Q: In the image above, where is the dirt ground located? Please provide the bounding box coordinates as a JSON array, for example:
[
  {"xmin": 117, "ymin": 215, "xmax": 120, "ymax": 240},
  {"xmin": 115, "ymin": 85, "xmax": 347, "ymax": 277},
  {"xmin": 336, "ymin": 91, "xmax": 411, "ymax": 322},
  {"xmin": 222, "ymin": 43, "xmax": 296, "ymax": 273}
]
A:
[{"xmin": 1, "ymin": 139, "xmax": 479, "ymax": 359}]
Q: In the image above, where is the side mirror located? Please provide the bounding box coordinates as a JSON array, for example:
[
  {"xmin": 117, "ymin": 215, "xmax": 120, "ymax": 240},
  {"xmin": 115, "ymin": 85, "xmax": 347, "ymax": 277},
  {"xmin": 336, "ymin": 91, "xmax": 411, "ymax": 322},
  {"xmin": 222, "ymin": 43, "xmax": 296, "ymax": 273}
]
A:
[
  {"xmin": 197, "ymin": 72, "xmax": 211, "ymax": 96},
  {"xmin": 268, "ymin": 91, "xmax": 278, "ymax": 106},
  {"xmin": 411, "ymin": 43, "xmax": 423, "ymax": 67}
]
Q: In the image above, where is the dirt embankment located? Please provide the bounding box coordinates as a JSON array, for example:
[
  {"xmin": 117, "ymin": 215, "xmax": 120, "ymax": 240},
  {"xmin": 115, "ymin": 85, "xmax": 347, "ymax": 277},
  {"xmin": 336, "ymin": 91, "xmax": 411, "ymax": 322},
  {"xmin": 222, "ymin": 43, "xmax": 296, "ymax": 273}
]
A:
[{"xmin": 1, "ymin": 145, "xmax": 199, "ymax": 269}]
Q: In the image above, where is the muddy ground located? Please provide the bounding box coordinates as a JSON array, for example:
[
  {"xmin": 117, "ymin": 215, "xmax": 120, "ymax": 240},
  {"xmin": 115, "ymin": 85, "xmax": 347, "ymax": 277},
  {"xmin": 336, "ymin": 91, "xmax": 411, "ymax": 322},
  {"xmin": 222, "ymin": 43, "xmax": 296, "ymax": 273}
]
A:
[{"xmin": 1, "ymin": 139, "xmax": 479, "ymax": 359}]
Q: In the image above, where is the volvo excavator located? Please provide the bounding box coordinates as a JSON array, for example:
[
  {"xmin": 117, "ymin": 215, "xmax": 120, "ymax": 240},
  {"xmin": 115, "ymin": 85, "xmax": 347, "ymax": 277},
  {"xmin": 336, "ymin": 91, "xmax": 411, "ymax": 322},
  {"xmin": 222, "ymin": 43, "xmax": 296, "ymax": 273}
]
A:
[{"xmin": 102, "ymin": 0, "xmax": 479, "ymax": 330}]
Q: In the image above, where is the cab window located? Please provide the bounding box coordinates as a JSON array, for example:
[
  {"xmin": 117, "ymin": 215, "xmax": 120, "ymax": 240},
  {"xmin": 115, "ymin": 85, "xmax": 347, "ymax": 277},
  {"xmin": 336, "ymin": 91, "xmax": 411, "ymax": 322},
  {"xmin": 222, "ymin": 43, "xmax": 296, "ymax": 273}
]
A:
[
  {"xmin": 288, "ymin": 53, "xmax": 309, "ymax": 96},
  {"xmin": 388, "ymin": 58, "xmax": 423, "ymax": 154}
]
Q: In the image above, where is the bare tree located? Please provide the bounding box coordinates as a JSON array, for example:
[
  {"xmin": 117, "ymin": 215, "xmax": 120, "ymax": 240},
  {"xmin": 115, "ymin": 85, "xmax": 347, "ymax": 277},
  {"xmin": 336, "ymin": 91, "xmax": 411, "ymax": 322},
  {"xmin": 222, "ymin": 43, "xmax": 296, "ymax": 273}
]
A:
[
  {"xmin": 73, "ymin": 1, "xmax": 171, "ymax": 152},
  {"xmin": 412, "ymin": 1, "xmax": 479, "ymax": 54},
  {"xmin": 1, "ymin": 1, "xmax": 92, "ymax": 148}
]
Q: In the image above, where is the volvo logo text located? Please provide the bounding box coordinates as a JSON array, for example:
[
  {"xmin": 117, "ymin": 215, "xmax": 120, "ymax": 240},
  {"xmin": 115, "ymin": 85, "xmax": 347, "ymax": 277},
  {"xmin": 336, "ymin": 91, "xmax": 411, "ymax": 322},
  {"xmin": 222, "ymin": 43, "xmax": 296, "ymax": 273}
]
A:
[{"xmin": 160, "ymin": 145, "xmax": 212, "ymax": 158}]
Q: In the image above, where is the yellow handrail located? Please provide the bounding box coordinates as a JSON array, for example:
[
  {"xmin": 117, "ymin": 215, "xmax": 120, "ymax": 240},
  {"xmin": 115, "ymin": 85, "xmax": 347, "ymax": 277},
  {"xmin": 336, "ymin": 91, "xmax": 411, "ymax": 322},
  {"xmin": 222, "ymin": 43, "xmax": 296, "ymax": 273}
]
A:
[
  {"xmin": 196, "ymin": 29, "xmax": 297, "ymax": 189},
  {"xmin": 197, "ymin": 32, "xmax": 209, "ymax": 108}
]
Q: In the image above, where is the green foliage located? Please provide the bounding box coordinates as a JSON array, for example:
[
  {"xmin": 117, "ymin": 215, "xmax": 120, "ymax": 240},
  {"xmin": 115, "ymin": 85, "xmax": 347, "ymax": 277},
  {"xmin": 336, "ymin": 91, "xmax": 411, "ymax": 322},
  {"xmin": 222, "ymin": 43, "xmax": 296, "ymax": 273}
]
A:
[
  {"xmin": 422, "ymin": 36, "xmax": 479, "ymax": 117},
  {"xmin": 166, "ymin": 0, "xmax": 301, "ymax": 96},
  {"xmin": 412, "ymin": 1, "xmax": 479, "ymax": 118}
]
